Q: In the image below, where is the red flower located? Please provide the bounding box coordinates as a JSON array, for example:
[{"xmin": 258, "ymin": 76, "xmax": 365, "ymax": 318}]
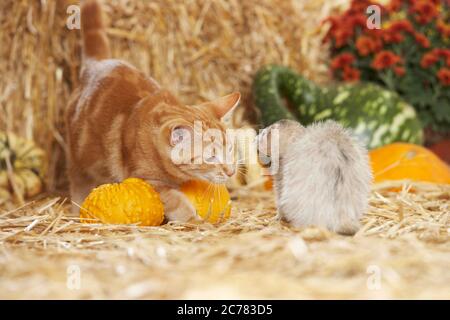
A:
[
  {"xmin": 389, "ymin": 20, "xmax": 414, "ymax": 33},
  {"xmin": 414, "ymin": 33, "xmax": 430, "ymax": 48},
  {"xmin": 334, "ymin": 28, "xmax": 354, "ymax": 48},
  {"xmin": 356, "ymin": 36, "xmax": 373, "ymax": 56},
  {"xmin": 331, "ymin": 53, "xmax": 355, "ymax": 70},
  {"xmin": 382, "ymin": 30, "xmax": 404, "ymax": 43},
  {"xmin": 394, "ymin": 66, "xmax": 406, "ymax": 77},
  {"xmin": 410, "ymin": 1, "xmax": 438, "ymax": 25},
  {"xmin": 366, "ymin": 27, "xmax": 383, "ymax": 43},
  {"xmin": 420, "ymin": 52, "xmax": 439, "ymax": 68},
  {"xmin": 350, "ymin": 14, "xmax": 368, "ymax": 29},
  {"xmin": 371, "ymin": 51, "xmax": 402, "ymax": 70},
  {"xmin": 356, "ymin": 35, "xmax": 383, "ymax": 56},
  {"xmin": 348, "ymin": 0, "xmax": 375, "ymax": 14},
  {"xmin": 437, "ymin": 68, "xmax": 450, "ymax": 86},
  {"xmin": 371, "ymin": 36, "xmax": 383, "ymax": 51},
  {"xmin": 437, "ymin": 20, "xmax": 450, "ymax": 38},
  {"xmin": 433, "ymin": 49, "xmax": 450, "ymax": 59},
  {"xmin": 343, "ymin": 67, "xmax": 361, "ymax": 82},
  {"xmin": 386, "ymin": 0, "xmax": 403, "ymax": 12}
]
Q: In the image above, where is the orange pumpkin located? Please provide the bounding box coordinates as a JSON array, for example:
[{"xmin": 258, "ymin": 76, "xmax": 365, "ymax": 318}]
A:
[
  {"xmin": 180, "ymin": 180, "xmax": 232, "ymax": 224},
  {"xmin": 370, "ymin": 143, "xmax": 450, "ymax": 184}
]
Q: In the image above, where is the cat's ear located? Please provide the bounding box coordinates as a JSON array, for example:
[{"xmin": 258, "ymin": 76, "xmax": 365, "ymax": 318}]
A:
[
  {"xmin": 170, "ymin": 126, "xmax": 192, "ymax": 146},
  {"xmin": 200, "ymin": 92, "xmax": 241, "ymax": 119}
]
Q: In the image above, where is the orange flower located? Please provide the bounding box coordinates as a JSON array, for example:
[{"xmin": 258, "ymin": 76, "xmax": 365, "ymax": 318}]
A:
[
  {"xmin": 382, "ymin": 30, "xmax": 404, "ymax": 43},
  {"xmin": 420, "ymin": 52, "xmax": 439, "ymax": 68},
  {"xmin": 334, "ymin": 28, "xmax": 354, "ymax": 48},
  {"xmin": 348, "ymin": 0, "xmax": 375, "ymax": 14},
  {"xmin": 372, "ymin": 37, "xmax": 383, "ymax": 51},
  {"xmin": 331, "ymin": 53, "xmax": 355, "ymax": 70},
  {"xmin": 389, "ymin": 20, "xmax": 414, "ymax": 33},
  {"xmin": 433, "ymin": 49, "xmax": 450, "ymax": 59},
  {"xmin": 371, "ymin": 51, "xmax": 402, "ymax": 70},
  {"xmin": 343, "ymin": 67, "xmax": 361, "ymax": 82},
  {"xmin": 350, "ymin": 14, "xmax": 368, "ymax": 29},
  {"xmin": 386, "ymin": 0, "xmax": 402, "ymax": 12},
  {"xmin": 394, "ymin": 66, "xmax": 406, "ymax": 77},
  {"xmin": 437, "ymin": 68, "xmax": 450, "ymax": 86},
  {"xmin": 437, "ymin": 20, "xmax": 450, "ymax": 38},
  {"xmin": 356, "ymin": 35, "xmax": 383, "ymax": 56},
  {"xmin": 410, "ymin": 1, "xmax": 438, "ymax": 25},
  {"xmin": 414, "ymin": 33, "xmax": 430, "ymax": 48},
  {"xmin": 356, "ymin": 36, "xmax": 373, "ymax": 56}
]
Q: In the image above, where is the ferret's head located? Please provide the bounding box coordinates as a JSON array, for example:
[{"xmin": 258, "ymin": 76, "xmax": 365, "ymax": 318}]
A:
[{"xmin": 256, "ymin": 120, "xmax": 304, "ymax": 172}]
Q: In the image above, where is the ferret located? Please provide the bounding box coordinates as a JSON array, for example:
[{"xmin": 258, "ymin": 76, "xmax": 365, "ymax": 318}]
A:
[{"xmin": 257, "ymin": 120, "xmax": 372, "ymax": 235}]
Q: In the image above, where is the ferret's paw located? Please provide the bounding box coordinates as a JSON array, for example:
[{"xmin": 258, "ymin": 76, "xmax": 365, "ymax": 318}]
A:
[{"xmin": 333, "ymin": 219, "xmax": 361, "ymax": 236}]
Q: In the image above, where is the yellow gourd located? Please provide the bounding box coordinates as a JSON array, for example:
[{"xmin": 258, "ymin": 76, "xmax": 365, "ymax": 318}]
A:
[
  {"xmin": 80, "ymin": 178, "xmax": 164, "ymax": 226},
  {"xmin": 180, "ymin": 180, "xmax": 232, "ymax": 224},
  {"xmin": 0, "ymin": 131, "xmax": 46, "ymax": 203}
]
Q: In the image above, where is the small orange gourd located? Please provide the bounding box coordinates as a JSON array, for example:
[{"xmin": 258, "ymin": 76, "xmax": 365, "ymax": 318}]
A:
[
  {"xmin": 180, "ymin": 180, "xmax": 232, "ymax": 224},
  {"xmin": 370, "ymin": 143, "xmax": 450, "ymax": 184},
  {"xmin": 80, "ymin": 178, "xmax": 164, "ymax": 226},
  {"xmin": 264, "ymin": 177, "xmax": 273, "ymax": 191}
]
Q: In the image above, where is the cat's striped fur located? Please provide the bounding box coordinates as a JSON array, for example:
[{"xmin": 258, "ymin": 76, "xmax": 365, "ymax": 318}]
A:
[{"xmin": 66, "ymin": 0, "xmax": 240, "ymax": 221}]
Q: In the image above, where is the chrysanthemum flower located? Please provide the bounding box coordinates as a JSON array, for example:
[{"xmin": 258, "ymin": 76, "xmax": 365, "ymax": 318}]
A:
[
  {"xmin": 437, "ymin": 20, "xmax": 450, "ymax": 38},
  {"xmin": 394, "ymin": 66, "xmax": 406, "ymax": 77},
  {"xmin": 410, "ymin": 1, "xmax": 438, "ymax": 25},
  {"xmin": 437, "ymin": 68, "xmax": 450, "ymax": 86},
  {"xmin": 414, "ymin": 33, "xmax": 430, "ymax": 48},
  {"xmin": 420, "ymin": 52, "xmax": 439, "ymax": 68},
  {"xmin": 382, "ymin": 30, "xmax": 404, "ymax": 43},
  {"xmin": 331, "ymin": 53, "xmax": 355, "ymax": 70},
  {"xmin": 371, "ymin": 51, "xmax": 402, "ymax": 70},
  {"xmin": 389, "ymin": 20, "xmax": 414, "ymax": 33},
  {"xmin": 342, "ymin": 66, "xmax": 361, "ymax": 82},
  {"xmin": 356, "ymin": 36, "xmax": 373, "ymax": 56}
]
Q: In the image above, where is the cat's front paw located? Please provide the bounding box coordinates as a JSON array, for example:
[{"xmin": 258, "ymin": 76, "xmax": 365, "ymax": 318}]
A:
[{"xmin": 159, "ymin": 189, "xmax": 198, "ymax": 222}]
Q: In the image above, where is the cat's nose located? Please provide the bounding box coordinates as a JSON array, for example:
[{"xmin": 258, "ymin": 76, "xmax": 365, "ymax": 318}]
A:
[{"xmin": 224, "ymin": 168, "xmax": 235, "ymax": 177}]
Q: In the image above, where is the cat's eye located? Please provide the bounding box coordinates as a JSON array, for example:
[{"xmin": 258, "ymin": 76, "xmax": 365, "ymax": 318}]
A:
[{"xmin": 170, "ymin": 126, "xmax": 190, "ymax": 146}]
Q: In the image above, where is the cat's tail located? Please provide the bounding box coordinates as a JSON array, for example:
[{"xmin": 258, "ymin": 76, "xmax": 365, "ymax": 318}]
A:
[{"xmin": 81, "ymin": 0, "xmax": 110, "ymax": 61}]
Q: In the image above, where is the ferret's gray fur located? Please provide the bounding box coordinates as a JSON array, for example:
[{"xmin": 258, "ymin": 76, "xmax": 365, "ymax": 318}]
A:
[{"xmin": 257, "ymin": 119, "xmax": 372, "ymax": 235}]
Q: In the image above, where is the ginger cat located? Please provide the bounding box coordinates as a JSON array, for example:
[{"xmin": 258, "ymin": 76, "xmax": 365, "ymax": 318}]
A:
[{"xmin": 66, "ymin": 0, "xmax": 240, "ymax": 221}]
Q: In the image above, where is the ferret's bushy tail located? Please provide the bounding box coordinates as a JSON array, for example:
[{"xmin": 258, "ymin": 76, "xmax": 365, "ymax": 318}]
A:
[{"xmin": 81, "ymin": 0, "xmax": 110, "ymax": 61}]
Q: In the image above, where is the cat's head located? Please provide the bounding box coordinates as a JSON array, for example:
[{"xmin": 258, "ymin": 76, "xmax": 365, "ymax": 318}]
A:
[{"xmin": 138, "ymin": 90, "xmax": 240, "ymax": 185}]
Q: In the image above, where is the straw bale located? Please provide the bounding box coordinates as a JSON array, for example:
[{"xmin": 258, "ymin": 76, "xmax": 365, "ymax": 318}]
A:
[{"xmin": 0, "ymin": 0, "xmax": 347, "ymax": 190}]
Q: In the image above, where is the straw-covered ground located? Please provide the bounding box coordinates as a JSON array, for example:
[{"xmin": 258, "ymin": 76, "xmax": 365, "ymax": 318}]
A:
[
  {"xmin": 1, "ymin": 0, "xmax": 449, "ymax": 299},
  {"xmin": 1, "ymin": 181, "xmax": 449, "ymax": 299}
]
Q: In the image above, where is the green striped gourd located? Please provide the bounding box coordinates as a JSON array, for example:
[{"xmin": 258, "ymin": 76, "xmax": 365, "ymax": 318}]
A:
[{"xmin": 253, "ymin": 65, "xmax": 423, "ymax": 149}]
